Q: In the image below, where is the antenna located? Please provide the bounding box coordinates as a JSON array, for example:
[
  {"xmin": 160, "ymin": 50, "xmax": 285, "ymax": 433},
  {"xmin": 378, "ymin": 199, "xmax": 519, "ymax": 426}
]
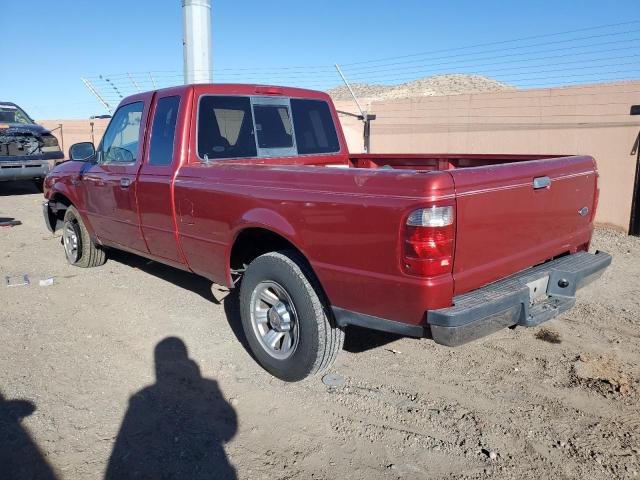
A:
[
  {"xmin": 334, "ymin": 64, "xmax": 376, "ymax": 153},
  {"xmin": 335, "ymin": 64, "xmax": 365, "ymax": 116}
]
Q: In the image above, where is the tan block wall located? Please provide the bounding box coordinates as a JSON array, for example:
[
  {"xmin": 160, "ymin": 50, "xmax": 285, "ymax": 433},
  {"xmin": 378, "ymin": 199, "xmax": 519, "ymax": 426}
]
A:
[
  {"xmin": 352, "ymin": 82, "xmax": 640, "ymax": 232},
  {"xmin": 38, "ymin": 119, "xmax": 110, "ymax": 157},
  {"xmin": 38, "ymin": 82, "xmax": 640, "ymax": 231}
]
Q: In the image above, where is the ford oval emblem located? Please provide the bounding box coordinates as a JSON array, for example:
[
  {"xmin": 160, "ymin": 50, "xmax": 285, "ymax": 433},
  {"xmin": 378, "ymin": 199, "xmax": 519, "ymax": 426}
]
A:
[{"xmin": 578, "ymin": 207, "xmax": 589, "ymax": 217}]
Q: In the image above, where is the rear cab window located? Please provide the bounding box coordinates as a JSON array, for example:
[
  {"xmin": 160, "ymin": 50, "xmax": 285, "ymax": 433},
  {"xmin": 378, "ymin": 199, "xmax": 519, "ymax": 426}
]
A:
[
  {"xmin": 198, "ymin": 96, "xmax": 257, "ymax": 160},
  {"xmin": 196, "ymin": 94, "xmax": 340, "ymax": 161},
  {"xmin": 290, "ymin": 99, "xmax": 340, "ymax": 155},
  {"xmin": 251, "ymin": 97, "xmax": 297, "ymax": 157}
]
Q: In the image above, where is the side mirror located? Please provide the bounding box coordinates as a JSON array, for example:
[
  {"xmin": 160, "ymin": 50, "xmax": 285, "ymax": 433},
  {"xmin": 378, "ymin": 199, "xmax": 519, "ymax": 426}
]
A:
[{"xmin": 69, "ymin": 142, "xmax": 95, "ymax": 162}]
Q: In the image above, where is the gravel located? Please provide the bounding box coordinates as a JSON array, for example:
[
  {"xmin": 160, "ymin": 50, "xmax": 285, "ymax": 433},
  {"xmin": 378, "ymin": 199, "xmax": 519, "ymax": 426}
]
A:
[{"xmin": 1, "ymin": 181, "xmax": 639, "ymax": 479}]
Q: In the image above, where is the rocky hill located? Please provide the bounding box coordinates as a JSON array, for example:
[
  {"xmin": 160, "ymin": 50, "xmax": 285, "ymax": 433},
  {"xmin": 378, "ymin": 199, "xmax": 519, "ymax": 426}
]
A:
[{"xmin": 327, "ymin": 74, "xmax": 515, "ymax": 103}]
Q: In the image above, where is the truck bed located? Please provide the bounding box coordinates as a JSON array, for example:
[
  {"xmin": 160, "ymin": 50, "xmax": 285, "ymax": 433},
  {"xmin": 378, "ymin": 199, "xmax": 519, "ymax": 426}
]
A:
[
  {"xmin": 227, "ymin": 151, "xmax": 598, "ymax": 297},
  {"xmin": 347, "ymin": 153, "xmax": 564, "ymax": 171},
  {"xmin": 346, "ymin": 153, "xmax": 598, "ymax": 296}
]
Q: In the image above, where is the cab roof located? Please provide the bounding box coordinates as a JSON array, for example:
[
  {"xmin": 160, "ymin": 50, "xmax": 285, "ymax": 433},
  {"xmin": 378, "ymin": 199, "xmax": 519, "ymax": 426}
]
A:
[{"xmin": 121, "ymin": 83, "xmax": 332, "ymax": 104}]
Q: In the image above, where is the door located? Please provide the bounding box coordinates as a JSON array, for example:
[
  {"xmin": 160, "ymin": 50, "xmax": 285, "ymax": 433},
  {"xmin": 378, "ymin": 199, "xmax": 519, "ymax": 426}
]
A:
[
  {"xmin": 136, "ymin": 94, "xmax": 185, "ymax": 264},
  {"xmin": 83, "ymin": 98, "xmax": 151, "ymax": 252}
]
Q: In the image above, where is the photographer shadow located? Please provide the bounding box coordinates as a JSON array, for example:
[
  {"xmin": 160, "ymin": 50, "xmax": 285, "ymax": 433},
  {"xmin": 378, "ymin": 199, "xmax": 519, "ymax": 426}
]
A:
[
  {"xmin": 0, "ymin": 391, "xmax": 57, "ymax": 480},
  {"xmin": 105, "ymin": 337, "xmax": 237, "ymax": 480}
]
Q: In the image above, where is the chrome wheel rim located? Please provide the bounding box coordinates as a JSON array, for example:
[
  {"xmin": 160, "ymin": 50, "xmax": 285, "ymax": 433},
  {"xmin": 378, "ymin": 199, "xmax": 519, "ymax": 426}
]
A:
[
  {"xmin": 249, "ymin": 281, "xmax": 299, "ymax": 360},
  {"xmin": 63, "ymin": 221, "xmax": 80, "ymax": 263}
]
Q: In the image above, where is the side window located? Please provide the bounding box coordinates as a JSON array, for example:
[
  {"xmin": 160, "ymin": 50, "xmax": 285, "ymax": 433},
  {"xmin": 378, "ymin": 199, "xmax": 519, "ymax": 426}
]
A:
[
  {"xmin": 291, "ymin": 99, "xmax": 340, "ymax": 155},
  {"xmin": 149, "ymin": 96, "xmax": 180, "ymax": 165},
  {"xmin": 253, "ymin": 104, "xmax": 294, "ymax": 149},
  {"xmin": 197, "ymin": 96, "xmax": 257, "ymax": 160},
  {"xmin": 101, "ymin": 102, "xmax": 144, "ymax": 164}
]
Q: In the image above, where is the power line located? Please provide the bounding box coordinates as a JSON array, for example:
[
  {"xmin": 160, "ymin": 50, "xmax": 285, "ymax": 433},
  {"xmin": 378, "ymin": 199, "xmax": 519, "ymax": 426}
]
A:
[
  {"xmin": 97, "ymin": 66, "xmax": 640, "ymax": 91},
  {"xmin": 85, "ymin": 21, "xmax": 640, "ymax": 79},
  {"xmin": 84, "ymin": 75, "xmax": 640, "ymax": 106},
  {"xmin": 95, "ymin": 52, "xmax": 640, "ymax": 93},
  {"xmin": 373, "ymin": 121, "xmax": 640, "ymax": 131},
  {"xmin": 320, "ymin": 54, "xmax": 640, "ymax": 85},
  {"xmin": 340, "ymin": 20, "xmax": 640, "ymax": 66},
  {"xmin": 84, "ymin": 35, "xmax": 640, "ymax": 84},
  {"xmin": 343, "ymin": 64, "xmax": 640, "ymax": 88},
  {"xmin": 375, "ymin": 99, "xmax": 637, "ymax": 114},
  {"xmin": 338, "ymin": 39, "xmax": 640, "ymax": 78},
  {"xmin": 378, "ymin": 112, "xmax": 634, "ymax": 120},
  {"xmin": 127, "ymin": 40, "xmax": 639, "ymax": 82}
]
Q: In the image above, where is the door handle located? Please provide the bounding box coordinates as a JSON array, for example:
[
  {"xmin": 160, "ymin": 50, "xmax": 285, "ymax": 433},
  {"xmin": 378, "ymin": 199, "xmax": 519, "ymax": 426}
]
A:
[
  {"xmin": 120, "ymin": 177, "xmax": 131, "ymax": 189},
  {"xmin": 533, "ymin": 176, "xmax": 551, "ymax": 189}
]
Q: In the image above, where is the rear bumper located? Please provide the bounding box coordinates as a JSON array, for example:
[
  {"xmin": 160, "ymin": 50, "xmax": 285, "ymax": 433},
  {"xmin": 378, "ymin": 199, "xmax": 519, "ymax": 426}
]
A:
[{"xmin": 427, "ymin": 251, "xmax": 611, "ymax": 346}]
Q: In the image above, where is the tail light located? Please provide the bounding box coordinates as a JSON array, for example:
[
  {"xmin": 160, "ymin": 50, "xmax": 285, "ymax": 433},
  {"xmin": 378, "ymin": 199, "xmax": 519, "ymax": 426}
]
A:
[{"xmin": 402, "ymin": 205, "xmax": 455, "ymax": 277}]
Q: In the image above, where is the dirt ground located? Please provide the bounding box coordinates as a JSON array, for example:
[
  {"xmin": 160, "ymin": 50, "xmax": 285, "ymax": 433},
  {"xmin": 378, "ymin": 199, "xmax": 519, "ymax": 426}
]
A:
[{"xmin": 1, "ymin": 180, "xmax": 639, "ymax": 479}]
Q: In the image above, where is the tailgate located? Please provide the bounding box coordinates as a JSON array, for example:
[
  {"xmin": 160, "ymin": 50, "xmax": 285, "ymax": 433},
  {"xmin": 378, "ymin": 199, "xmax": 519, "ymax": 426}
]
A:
[{"xmin": 450, "ymin": 156, "xmax": 597, "ymax": 295}]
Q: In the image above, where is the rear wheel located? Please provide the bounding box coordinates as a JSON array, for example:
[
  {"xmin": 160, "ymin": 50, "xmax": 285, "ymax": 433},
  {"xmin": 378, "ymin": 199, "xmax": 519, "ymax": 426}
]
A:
[
  {"xmin": 62, "ymin": 206, "xmax": 106, "ymax": 268},
  {"xmin": 239, "ymin": 251, "xmax": 344, "ymax": 382},
  {"xmin": 33, "ymin": 178, "xmax": 44, "ymax": 192}
]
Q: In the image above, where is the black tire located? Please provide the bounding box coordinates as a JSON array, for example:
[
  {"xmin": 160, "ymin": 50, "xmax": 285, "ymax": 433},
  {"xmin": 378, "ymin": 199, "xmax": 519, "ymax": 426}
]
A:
[
  {"xmin": 239, "ymin": 250, "xmax": 344, "ymax": 382},
  {"xmin": 62, "ymin": 206, "xmax": 106, "ymax": 268},
  {"xmin": 33, "ymin": 178, "xmax": 44, "ymax": 192}
]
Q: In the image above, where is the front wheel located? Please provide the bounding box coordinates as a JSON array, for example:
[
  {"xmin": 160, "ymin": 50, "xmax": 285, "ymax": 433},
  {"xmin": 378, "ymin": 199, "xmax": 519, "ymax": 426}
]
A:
[
  {"xmin": 62, "ymin": 206, "xmax": 106, "ymax": 268},
  {"xmin": 239, "ymin": 251, "xmax": 344, "ymax": 382}
]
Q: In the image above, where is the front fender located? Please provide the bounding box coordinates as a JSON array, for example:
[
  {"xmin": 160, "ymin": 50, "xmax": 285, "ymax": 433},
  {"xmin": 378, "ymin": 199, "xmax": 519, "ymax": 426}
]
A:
[{"xmin": 46, "ymin": 181, "xmax": 98, "ymax": 240}]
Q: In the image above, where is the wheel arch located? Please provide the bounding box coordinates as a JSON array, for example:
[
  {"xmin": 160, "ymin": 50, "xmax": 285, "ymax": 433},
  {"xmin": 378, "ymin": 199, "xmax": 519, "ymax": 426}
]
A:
[
  {"xmin": 47, "ymin": 192, "xmax": 74, "ymax": 232},
  {"xmin": 228, "ymin": 226, "xmax": 324, "ymax": 296},
  {"xmin": 47, "ymin": 190, "xmax": 97, "ymax": 240},
  {"xmin": 229, "ymin": 226, "xmax": 303, "ymax": 275}
]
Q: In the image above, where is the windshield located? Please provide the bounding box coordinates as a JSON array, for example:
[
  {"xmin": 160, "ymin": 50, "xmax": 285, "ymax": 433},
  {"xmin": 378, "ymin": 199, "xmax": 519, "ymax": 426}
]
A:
[{"xmin": 0, "ymin": 104, "xmax": 34, "ymax": 125}]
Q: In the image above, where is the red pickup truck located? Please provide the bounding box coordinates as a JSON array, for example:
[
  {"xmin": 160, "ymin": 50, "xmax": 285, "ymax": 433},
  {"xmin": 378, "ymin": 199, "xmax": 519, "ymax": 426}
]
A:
[{"xmin": 43, "ymin": 84, "xmax": 611, "ymax": 381}]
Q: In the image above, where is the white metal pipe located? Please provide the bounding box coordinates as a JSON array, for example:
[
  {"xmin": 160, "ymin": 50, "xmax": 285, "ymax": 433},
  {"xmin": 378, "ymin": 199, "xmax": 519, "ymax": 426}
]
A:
[
  {"xmin": 182, "ymin": 0, "xmax": 213, "ymax": 84},
  {"xmin": 80, "ymin": 77, "xmax": 112, "ymax": 113}
]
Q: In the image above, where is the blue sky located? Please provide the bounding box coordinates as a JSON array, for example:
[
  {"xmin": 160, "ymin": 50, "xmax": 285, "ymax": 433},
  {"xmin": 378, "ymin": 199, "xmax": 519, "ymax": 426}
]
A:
[{"xmin": 2, "ymin": 0, "xmax": 639, "ymax": 119}]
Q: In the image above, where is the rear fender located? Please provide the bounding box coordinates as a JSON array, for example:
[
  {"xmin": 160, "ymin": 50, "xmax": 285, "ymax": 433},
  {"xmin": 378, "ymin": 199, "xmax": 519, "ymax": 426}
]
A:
[{"xmin": 226, "ymin": 208, "xmax": 303, "ymax": 284}]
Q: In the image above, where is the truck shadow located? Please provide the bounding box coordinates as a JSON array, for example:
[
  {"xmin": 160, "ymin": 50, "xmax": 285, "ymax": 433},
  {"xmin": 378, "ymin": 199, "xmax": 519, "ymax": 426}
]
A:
[
  {"xmin": 0, "ymin": 180, "xmax": 40, "ymax": 196},
  {"xmin": 343, "ymin": 326, "xmax": 405, "ymax": 353},
  {"xmin": 106, "ymin": 250, "xmax": 251, "ymax": 352},
  {"xmin": 105, "ymin": 337, "xmax": 238, "ymax": 480},
  {"xmin": 0, "ymin": 391, "xmax": 58, "ymax": 480},
  {"xmin": 107, "ymin": 250, "xmax": 219, "ymax": 304},
  {"xmin": 106, "ymin": 250, "xmax": 412, "ymax": 355}
]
